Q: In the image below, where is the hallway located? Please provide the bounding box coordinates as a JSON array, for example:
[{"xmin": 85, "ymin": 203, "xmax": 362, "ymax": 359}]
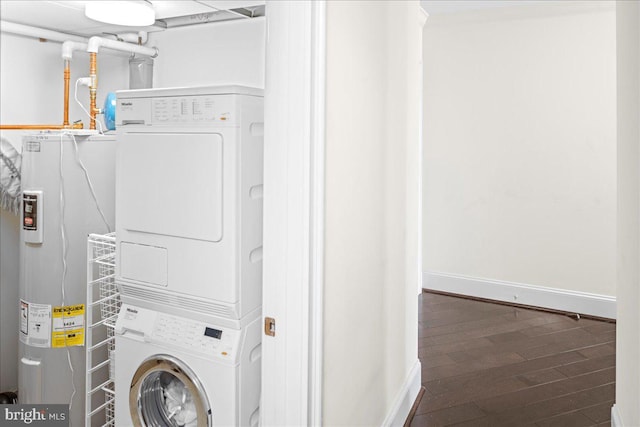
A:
[{"xmin": 411, "ymin": 291, "xmax": 616, "ymax": 426}]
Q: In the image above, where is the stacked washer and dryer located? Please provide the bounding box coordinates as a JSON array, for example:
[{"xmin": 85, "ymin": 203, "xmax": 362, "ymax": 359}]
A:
[{"xmin": 113, "ymin": 86, "xmax": 264, "ymax": 427}]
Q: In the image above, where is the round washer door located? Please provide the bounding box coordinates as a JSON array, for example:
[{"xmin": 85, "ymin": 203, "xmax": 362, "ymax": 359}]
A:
[{"xmin": 130, "ymin": 354, "xmax": 212, "ymax": 427}]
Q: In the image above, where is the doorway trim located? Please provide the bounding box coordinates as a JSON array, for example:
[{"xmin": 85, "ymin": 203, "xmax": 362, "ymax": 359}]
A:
[
  {"xmin": 261, "ymin": 1, "xmax": 326, "ymax": 425},
  {"xmin": 309, "ymin": 1, "xmax": 326, "ymax": 425}
]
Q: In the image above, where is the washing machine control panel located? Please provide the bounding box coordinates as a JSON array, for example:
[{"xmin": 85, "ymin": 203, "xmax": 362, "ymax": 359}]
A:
[
  {"xmin": 116, "ymin": 305, "xmax": 241, "ymax": 362},
  {"xmin": 152, "ymin": 313, "xmax": 240, "ymax": 360}
]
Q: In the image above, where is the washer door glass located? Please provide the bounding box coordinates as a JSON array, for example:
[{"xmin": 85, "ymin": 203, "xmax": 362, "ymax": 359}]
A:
[{"xmin": 130, "ymin": 355, "xmax": 211, "ymax": 427}]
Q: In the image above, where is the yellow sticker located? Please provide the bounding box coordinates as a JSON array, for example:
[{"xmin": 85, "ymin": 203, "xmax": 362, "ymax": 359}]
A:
[{"xmin": 52, "ymin": 304, "xmax": 85, "ymax": 348}]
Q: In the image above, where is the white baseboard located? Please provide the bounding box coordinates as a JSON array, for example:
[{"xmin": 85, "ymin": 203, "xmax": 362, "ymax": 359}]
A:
[
  {"xmin": 611, "ymin": 404, "xmax": 623, "ymax": 427},
  {"xmin": 423, "ymin": 271, "xmax": 616, "ymax": 320},
  {"xmin": 382, "ymin": 359, "xmax": 422, "ymax": 427}
]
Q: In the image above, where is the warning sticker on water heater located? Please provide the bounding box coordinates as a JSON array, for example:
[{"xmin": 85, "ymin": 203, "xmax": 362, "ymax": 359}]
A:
[
  {"xmin": 23, "ymin": 141, "xmax": 40, "ymax": 152},
  {"xmin": 52, "ymin": 304, "xmax": 85, "ymax": 348},
  {"xmin": 19, "ymin": 299, "xmax": 52, "ymax": 348}
]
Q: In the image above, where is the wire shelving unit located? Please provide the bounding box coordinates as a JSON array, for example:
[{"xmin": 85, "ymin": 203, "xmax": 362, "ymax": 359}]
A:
[{"xmin": 85, "ymin": 233, "xmax": 119, "ymax": 427}]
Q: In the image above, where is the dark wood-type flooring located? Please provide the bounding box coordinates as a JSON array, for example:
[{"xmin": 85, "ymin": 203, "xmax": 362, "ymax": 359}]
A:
[{"xmin": 410, "ymin": 291, "xmax": 616, "ymax": 427}]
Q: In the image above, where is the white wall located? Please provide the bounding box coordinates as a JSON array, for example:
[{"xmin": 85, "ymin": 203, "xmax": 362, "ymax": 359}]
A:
[
  {"xmin": 0, "ymin": 32, "xmax": 128, "ymax": 391},
  {"xmin": 614, "ymin": 1, "xmax": 640, "ymax": 425},
  {"xmin": 148, "ymin": 18, "xmax": 265, "ymax": 89},
  {"xmin": 422, "ymin": 3, "xmax": 617, "ymax": 311},
  {"xmin": 323, "ymin": 1, "xmax": 422, "ymax": 425}
]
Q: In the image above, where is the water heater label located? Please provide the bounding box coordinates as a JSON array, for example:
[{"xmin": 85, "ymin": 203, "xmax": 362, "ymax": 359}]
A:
[
  {"xmin": 52, "ymin": 304, "xmax": 85, "ymax": 348},
  {"xmin": 20, "ymin": 301, "xmax": 28, "ymax": 335},
  {"xmin": 19, "ymin": 299, "xmax": 52, "ymax": 348},
  {"xmin": 24, "ymin": 141, "xmax": 41, "ymax": 152},
  {"xmin": 23, "ymin": 194, "xmax": 38, "ymax": 231},
  {"xmin": 22, "ymin": 190, "xmax": 43, "ymax": 244}
]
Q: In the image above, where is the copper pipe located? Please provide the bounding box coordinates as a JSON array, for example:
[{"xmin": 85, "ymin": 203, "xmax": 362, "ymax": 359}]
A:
[
  {"xmin": 89, "ymin": 52, "xmax": 97, "ymax": 130},
  {"xmin": 0, "ymin": 123, "xmax": 83, "ymax": 130},
  {"xmin": 63, "ymin": 59, "xmax": 70, "ymax": 127}
]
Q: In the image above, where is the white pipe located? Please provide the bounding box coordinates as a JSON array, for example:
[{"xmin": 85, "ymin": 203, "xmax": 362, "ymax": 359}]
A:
[
  {"xmin": 115, "ymin": 31, "xmax": 148, "ymax": 44},
  {"xmin": 62, "ymin": 41, "xmax": 131, "ymax": 60},
  {"xmin": 87, "ymin": 36, "xmax": 157, "ymax": 57},
  {"xmin": 1, "ymin": 20, "xmax": 87, "ymax": 43},
  {"xmin": 62, "ymin": 41, "xmax": 88, "ymax": 60},
  {"xmin": 138, "ymin": 31, "xmax": 149, "ymax": 44}
]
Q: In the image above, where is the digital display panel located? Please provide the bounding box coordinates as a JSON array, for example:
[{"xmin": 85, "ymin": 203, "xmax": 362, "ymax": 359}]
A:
[{"xmin": 204, "ymin": 327, "xmax": 222, "ymax": 339}]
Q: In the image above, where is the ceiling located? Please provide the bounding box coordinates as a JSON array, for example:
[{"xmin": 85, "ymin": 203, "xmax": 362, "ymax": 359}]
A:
[
  {"xmin": 0, "ymin": 1, "xmax": 265, "ymax": 37},
  {"xmin": 421, "ymin": 0, "xmax": 546, "ymax": 16},
  {"xmin": 0, "ymin": 0, "xmax": 546, "ymax": 38}
]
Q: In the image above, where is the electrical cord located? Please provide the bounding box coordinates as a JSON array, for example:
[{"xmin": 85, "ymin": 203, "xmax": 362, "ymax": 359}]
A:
[
  {"xmin": 74, "ymin": 79, "xmax": 104, "ymax": 134},
  {"xmin": 59, "ymin": 132, "xmax": 68, "ymax": 318},
  {"xmin": 58, "ymin": 130, "xmax": 112, "ymax": 425},
  {"xmin": 69, "ymin": 133, "xmax": 112, "ymax": 233},
  {"xmin": 58, "ymin": 132, "xmax": 76, "ymax": 426}
]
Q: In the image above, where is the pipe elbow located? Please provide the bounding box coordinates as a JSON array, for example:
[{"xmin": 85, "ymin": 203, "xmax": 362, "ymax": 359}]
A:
[
  {"xmin": 87, "ymin": 36, "xmax": 102, "ymax": 53},
  {"xmin": 62, "ymin": 41, "xmax": 88, "ymax": 60},
  {"xmin": 62, "ymin": 41, "xmax": 74, "ymax": 60},
  {"xmin": 87, "ymin": 36, "xmax": 157, "ymax": 57}
]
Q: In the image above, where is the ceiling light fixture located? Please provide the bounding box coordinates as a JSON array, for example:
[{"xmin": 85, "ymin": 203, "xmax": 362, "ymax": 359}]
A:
[{"xmin": 85, "ymin": 0, "xmax": 156, "ymax": 27}]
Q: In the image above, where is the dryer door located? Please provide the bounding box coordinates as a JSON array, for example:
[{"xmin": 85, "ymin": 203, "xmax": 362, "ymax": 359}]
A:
[
  {"xmin": 117, "ymin": 132, "xmax": 224, "ymax": 243},
  {"xmin": 130, "ymin": 355, "xmax": 212, "ymax": 427}
]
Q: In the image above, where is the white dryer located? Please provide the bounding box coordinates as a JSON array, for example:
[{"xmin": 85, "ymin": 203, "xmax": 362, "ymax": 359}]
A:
[
  {"xmin": 115, "ymin": 86, "xmax": 263, "ymax": 324},
  {"xmin": 114, "ymin": 304, "xmax": 261, "ymax": 427}
]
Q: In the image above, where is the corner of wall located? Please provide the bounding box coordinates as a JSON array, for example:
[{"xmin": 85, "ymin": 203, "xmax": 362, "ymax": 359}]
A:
[{"xmin": 381, "ymin": 360, "xmax": 422, "ymax": 427}]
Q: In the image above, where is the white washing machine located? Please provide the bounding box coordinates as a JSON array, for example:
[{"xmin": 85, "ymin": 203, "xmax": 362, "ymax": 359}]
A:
[
  {"xmin": 114, "ymin": 304, "xmax": 261, "ymax": 427},
  {"xmin": 115, "ymin": 86, "xmax": 263, "ymax": 325}
]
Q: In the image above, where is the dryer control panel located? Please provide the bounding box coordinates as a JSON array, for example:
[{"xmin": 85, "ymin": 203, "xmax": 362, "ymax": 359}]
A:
[
  {"xmin": 152, "ymin": 95, "xmax": 234, "ymax": 124},
  {"xmin": 115, "ymin": 304, "xmax": 242, "ymax": 363},
  {"xmin": 117, "ymin": 95, "xmax": 237, "ymax": 126}
]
